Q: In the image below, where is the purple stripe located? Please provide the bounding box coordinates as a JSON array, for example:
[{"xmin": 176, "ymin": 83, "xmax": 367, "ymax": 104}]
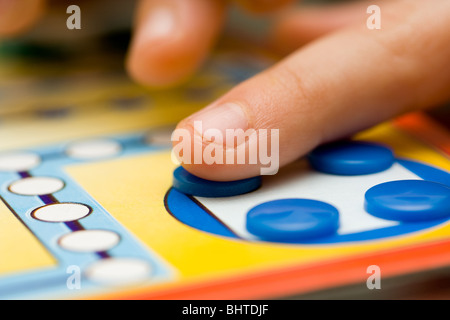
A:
[
  {"xmin": 96, "ymin": 251, "xmax": 110, "ymax": 259},
  {"xmin": 18, "ymin": 171, "xmax": 31, "ymax": 178},
  {"xmin": 64, "ymin": 220, "xmax": 84, "ymax": 232},
  {"xmin": 39, "ymin": 194, "xmax": 58, "ymax": 205}
]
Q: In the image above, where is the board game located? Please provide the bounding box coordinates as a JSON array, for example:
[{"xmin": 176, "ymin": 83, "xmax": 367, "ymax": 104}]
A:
[{"xmin": 0, "ymin": 37, "xmax": 449, "ymax": 300}]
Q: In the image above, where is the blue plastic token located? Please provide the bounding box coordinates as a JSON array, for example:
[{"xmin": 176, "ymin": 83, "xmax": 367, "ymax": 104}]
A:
[
  {"xmin": 246, "ymin": 199, "xmax": 340, "ymax": 241},
  {"xmin": 307, "ymin": 140, "xmax": 394, "ymax": 175},
  {"xmin": 172, "ymin": 166, "xmax": 262, "ymax": 197},
  {"xmin": 365, "ymin": 180, "xmax": 450, "ymax": 222}
]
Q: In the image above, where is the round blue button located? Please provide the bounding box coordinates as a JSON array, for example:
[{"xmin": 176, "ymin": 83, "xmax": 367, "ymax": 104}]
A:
[
  {"xmin": 172, "ymin": 166, "xmax": 262, "ymax": 197},
  {"xmin": 365, "ymin": 180, "xmax": 450, "ymax": 222},
  {"xmin": 307, "ymin": 140, "xmax": 394, "ymax": 175},
  {"xmin": 246, "ymin": 199, "xmax": 340, "ymax": 241}
]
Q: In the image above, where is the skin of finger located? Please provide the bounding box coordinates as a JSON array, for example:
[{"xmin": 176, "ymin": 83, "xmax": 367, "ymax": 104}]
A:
[
  {"xmin": 126, "ymin": 0, "xmax": 225, "ymax": 87},
  {"xmin": 0, "ymin": 0, "xmax": 46, "ymax": 36},
  {"xmin": 176, "ymin": 0, "xmax": 450, "ymax": 181}
]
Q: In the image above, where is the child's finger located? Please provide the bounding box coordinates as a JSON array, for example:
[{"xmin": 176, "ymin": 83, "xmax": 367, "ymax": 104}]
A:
[
  {"xmin": 0, "ymin": 0, "xmax": 46, "ymax": 37},
  {"xmin": 174, "ymin": 0, "xmax": 450, "ymax": 181},
  {"xmin": 126, "ymin": 0, "xmax": 225, "ymax": 87}
]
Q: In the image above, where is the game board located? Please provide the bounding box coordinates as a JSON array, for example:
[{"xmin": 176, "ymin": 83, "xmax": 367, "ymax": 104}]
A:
[{"xmin": 0, "ymin": 38, "xmax": 449, "ymax": 300}]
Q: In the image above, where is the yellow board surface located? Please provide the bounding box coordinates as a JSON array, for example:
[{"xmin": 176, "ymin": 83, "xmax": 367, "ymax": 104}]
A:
[{"xmin": 0, "ymin": 198, "xmax": 56, "ymax": 275}]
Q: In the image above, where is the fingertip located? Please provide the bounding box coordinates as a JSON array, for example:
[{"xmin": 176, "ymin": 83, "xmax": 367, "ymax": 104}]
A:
[
  {"xmin": 127, "ymin": 0, "xmax": 225, "ymax": 88},
  {"xmin": 126, "ymin": 37, "xmax": 205, "ymax": 88},
  {"xmin": 172, "ymin": 112, "xmax": 264, "ymax": 181},
  {"xmin": 126, "ymin": 4, "xmax": 194, "ymax": 87}
]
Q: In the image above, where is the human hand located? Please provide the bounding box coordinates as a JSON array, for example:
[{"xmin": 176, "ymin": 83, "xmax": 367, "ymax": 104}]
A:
[{"xmin": 170, "ymin": 0, "xmax": 450, "ymax": 180}]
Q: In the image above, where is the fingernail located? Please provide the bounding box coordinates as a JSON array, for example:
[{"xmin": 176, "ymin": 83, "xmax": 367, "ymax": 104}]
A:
[
  {"xmin": 188, "ymin": 102, "xmax": 250, "ymax": 145},
  {"xmin": 187, "ymin": 103, "xmax": 249, "ymax": 148},
  {"xmin": 135, "ymin": 6, "xmax": 177, "ymax": 45}
]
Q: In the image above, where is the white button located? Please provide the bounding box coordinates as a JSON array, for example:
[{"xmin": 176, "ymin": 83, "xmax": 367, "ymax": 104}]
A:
[
  {"xmin": 66, "ymin": 139, "xmax": 121, "ymax": 159},
  {"xmin": 9, "ymin": 177, "xmax": 64, "ymax": 196},
  {"xmin": 58, "ymin": 229, "xmax": 120, "ymax": 252},
  {"xmin": 32, "ymin": 203, "xmax": 91, "ymax": 222},
  {"xmin": 85, "ymin": 258, "xmax": 152, "ymax": 286},
  {"xmin": 146, "ymin": 129, "xmax": 173, "ymax": 146},
  {"xmin": 0, "ymin": 152, "xmax": 40, "ymax": 172}
]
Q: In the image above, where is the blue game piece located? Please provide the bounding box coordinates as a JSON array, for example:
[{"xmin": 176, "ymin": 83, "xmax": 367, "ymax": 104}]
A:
[
  {"xmin": 307, "ymin": 140, "xmax": 394, "ymax": 175},
  {"xmin": 172, "ymin": 166, "xmax": 262, "ymax": 197},
  {"xmin": 365, "ymin": 180, "xmax": 450, "ymax": 222},
  {"xmin": 246, "ymin": 199, "xmax": 339, "ymax": 242}
]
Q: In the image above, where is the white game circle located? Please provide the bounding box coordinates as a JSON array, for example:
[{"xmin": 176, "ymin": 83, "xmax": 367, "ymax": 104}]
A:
[
  {"xmin": 9, "ymin": 176, "xmax": 65, "ymax": 196},
  {"xmin": 84, "ymin": 258, "xmax": 152, "ymax": 286},
  {"xmin": 58, "ymin": 229, "xmax": 120, "ymax": 252},
  {"xmin": 32, "ymin": 202, "xmax": 91, "ymax": 222},
  {"xmin": 66, "ymin": 139, "xmax": 121, "ymax": 159},
  {"xmin": 0, "ymin": 152, "xmax": 41, "ymax": 172},
  {"xmin": 146, "ymin": 129, "xmax": 173, "ymax": 146}
]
